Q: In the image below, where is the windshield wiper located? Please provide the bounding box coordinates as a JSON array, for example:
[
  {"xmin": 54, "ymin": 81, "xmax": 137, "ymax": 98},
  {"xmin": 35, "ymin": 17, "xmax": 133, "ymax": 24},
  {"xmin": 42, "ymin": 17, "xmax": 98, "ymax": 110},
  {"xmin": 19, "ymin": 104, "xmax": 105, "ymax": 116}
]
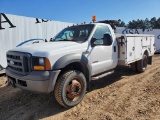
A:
[
  {"xmin": 56, "ymin": 39, "xmax": 79, "ymax": 42},
  {"xmin": 50, "ymin": 39, "xmax": 69, "ymax": 42},
  {"xmin": 59, "ymin": 39, "xmax": 70, "ymax": 41},
  {"xmin": 53, "ymin": 39, "xmax": 83, "ymax": 43}
]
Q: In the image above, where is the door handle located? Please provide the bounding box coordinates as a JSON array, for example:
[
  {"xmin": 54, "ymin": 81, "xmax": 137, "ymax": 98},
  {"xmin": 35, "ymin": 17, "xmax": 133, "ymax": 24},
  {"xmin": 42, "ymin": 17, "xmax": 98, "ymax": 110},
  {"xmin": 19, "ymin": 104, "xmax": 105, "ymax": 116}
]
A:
[{"xmin": 114, "ymin": 46, "xmax": 116, "ymax": 52}]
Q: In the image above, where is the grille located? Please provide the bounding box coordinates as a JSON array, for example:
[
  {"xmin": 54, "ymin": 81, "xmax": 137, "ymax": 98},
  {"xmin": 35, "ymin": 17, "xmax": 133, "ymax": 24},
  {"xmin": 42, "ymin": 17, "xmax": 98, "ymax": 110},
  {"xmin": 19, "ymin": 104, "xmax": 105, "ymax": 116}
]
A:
[{"xmin": 7, "ymin": 51, "xmax": 31, "ymax": 75}]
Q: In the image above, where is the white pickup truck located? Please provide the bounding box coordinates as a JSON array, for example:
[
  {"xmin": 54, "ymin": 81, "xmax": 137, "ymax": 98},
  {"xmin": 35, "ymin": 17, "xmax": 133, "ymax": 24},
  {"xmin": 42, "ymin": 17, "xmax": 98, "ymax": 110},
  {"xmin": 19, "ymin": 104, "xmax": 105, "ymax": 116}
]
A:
[{"xmin": 6, "ymin": 21, "xmax": 155, "ymax": 107}]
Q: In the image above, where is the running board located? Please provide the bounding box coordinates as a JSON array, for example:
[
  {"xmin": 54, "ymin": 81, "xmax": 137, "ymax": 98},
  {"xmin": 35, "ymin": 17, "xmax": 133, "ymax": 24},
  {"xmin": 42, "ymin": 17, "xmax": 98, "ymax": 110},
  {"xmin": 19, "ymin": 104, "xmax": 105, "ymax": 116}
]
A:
[{"xmin": 91, "ymin": 70, "xmax": 114, "ymax": 80}]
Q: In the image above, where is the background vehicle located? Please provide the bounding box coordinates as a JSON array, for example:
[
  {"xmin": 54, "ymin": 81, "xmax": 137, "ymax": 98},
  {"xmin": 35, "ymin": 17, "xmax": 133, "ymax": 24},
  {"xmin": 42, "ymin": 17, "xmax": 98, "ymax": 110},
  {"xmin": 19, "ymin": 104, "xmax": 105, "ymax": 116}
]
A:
[{"xmin": 6, "ymin": 20, "xmax": 155, "ymax": 107}]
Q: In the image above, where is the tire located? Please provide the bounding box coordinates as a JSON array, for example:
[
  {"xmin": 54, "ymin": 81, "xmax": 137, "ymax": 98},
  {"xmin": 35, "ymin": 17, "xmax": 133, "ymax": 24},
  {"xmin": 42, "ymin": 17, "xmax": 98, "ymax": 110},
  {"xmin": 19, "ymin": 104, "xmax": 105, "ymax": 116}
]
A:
[
  {"xmin": 54, "ymin": 70, "xmax": 87, "ymax": 107},
  {"xmin": 136, "ymin": 54, "xmax": 148, "ymax": 73}
]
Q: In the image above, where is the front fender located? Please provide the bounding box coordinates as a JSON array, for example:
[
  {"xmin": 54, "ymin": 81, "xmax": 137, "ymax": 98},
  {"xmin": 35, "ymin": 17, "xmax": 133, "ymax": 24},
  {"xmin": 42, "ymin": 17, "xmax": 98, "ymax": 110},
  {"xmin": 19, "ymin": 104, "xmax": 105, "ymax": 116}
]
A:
[{"xmin": 53, "ymin": 53, "xmax": 92, "ymax": 78}]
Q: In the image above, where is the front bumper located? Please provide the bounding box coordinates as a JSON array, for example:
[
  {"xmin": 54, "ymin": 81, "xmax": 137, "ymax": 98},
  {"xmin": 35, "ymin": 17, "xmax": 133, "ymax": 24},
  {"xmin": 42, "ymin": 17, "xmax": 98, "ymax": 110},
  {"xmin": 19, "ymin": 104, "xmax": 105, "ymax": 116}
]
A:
[{"xmin": 6, "ymin": 68, "xmax": 61, "ymax": 93}]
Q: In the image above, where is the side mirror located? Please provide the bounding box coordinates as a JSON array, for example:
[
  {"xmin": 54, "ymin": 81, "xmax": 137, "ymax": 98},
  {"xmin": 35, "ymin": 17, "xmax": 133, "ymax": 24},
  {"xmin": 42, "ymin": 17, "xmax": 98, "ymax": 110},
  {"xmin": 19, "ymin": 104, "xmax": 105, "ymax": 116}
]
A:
[
  {"xmin": 91, "ymin": 38, "xmax": 97, "ymax": 47},
  {"xmin": 103, "ymin": 33, "xmax": 113, "ymax": 45}
]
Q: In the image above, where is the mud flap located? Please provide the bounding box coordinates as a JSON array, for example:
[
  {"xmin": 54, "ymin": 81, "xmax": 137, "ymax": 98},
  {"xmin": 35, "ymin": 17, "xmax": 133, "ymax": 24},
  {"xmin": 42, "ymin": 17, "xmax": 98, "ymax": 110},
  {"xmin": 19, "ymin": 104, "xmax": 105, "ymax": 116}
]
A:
[
  {"xmin": 130, "ymin": 62, "xmax": 137, "ymax": 71},
  {"xmin": 148, "ymin": 56, "xmax": 152, "ymax": 65}
]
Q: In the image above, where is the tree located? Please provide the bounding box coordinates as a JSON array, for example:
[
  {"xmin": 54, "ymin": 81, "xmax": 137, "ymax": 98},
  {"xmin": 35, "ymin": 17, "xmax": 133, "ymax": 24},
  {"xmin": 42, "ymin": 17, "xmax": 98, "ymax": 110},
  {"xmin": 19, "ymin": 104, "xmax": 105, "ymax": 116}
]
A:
[
  {"xmin": 116, "ymin": 17, "xmax": 160, "ymax": 29},
  {"xmin": 144, "ymin": 18, "xmax": 151, "ymax": 29},
  {"xmin": 128, "ymin": 20, "xmax": 138, "ymax": 29},
  {"xmin": 117, "ymin": 19, "xmax": 126, "ymax": 27},
  {"xmin": 153, "ymin": 17, "xmax": 160, "ymax": 29},
  {"xmin": 150, "ymin": 17, "xmax": 157, "ymax": 28},
  {"xmin": 127, "ymin": 17, "xmax": 160, "ymax": 29}
]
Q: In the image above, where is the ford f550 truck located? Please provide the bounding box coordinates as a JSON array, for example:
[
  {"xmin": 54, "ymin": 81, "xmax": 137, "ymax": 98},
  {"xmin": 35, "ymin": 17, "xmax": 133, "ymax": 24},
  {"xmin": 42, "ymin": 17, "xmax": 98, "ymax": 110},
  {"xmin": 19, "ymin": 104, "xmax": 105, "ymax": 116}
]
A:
[{"xmin": 6, "ymin": 20, "xmax": 155, "ymax": 107}]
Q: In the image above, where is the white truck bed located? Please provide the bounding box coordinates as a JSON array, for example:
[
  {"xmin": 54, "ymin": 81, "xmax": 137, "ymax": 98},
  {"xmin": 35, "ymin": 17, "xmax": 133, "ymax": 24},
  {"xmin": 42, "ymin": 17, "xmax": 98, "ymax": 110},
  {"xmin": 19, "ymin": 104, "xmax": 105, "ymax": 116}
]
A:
[{"xmin": 116, "ymin": 34, "xmax": 155, "ymax": 65}]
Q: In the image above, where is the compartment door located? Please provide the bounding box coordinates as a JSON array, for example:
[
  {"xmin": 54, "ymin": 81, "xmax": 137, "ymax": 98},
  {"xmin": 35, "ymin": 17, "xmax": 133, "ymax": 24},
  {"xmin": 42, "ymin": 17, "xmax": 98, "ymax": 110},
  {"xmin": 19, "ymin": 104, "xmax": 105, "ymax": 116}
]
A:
[
  {"xmin": 126, "ymin": 37, "xmax": 135, "ymax": 62},
  {"xmin": 134, "ymin": 36, "xmax": 142, "ymax": 59}
]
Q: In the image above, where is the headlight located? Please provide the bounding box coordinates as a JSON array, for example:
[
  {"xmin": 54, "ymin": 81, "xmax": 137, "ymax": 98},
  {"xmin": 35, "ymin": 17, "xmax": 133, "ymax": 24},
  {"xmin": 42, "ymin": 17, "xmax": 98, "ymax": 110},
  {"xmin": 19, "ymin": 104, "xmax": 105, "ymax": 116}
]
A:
[
  {"xmin": 32, "ymin": 57, "xmax": 51, "ymax": 71},
  {"xmin": 39, "ymin": 58, "xmax": 44, "ymax": 65}
]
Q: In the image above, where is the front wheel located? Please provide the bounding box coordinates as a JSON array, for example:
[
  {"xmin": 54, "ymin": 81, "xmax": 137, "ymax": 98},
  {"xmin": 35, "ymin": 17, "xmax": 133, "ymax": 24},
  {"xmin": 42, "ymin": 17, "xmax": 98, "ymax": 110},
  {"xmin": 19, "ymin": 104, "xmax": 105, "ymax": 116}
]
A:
[
  {"xmin": 136, "ymin": 54, "xmax": 148, "ymax": 73},
  {"xmin": 54, "ymin": 70, "xmax": 87, "ymax": 107}
]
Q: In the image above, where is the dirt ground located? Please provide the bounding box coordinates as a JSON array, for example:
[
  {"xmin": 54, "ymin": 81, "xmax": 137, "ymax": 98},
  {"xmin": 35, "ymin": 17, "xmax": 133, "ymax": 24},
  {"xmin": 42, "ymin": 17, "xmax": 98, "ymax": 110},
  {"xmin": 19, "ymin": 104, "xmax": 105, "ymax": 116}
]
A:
[{"xmin": 0, "ymin": 55, "xmax": 160, "ymax": 120}]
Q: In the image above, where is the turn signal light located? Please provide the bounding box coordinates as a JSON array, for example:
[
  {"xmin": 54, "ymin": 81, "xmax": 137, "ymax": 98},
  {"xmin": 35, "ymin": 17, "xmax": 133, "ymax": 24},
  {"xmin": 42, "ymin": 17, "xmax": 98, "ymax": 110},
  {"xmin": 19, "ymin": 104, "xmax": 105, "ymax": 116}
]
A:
[
  {"xmin": 33, "ymin": 66, "xmax": 45, "ymax": 70},
  {"xmin": 45, "ymin": 58, "xmax": 51, "ymax": 70}
]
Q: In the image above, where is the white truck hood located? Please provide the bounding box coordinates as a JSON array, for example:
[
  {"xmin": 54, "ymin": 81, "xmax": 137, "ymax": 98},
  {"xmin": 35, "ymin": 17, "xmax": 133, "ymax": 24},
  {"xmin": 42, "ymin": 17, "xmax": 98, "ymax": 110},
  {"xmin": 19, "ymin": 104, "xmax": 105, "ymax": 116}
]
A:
[{"xmin": 12, "ymin": 41, "xmax": 87, "ymax": 57}]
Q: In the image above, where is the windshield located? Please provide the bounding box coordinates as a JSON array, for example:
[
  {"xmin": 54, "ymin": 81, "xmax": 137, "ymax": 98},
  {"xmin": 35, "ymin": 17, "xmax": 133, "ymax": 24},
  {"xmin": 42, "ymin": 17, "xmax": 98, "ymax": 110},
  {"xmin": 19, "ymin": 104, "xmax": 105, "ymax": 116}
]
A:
[{"xmin": 53, "ymin": 24, "xmax": 94, "ymax": 42}]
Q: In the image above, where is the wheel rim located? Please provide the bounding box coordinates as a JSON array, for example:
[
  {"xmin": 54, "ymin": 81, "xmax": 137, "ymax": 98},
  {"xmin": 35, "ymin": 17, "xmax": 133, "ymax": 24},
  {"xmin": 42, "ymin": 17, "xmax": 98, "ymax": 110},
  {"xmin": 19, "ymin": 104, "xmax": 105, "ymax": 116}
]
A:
[{"xmin": 66, "ymin": 77, "xmax": 83, "ymax": 102}]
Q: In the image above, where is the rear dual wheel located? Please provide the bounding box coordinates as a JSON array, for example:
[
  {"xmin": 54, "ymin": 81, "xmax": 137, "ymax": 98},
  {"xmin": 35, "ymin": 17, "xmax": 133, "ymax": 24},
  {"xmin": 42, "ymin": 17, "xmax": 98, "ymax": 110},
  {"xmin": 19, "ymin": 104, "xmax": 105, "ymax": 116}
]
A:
[
  {"xmin": 54, "ymin": 70, "xmax": 86, "ymax": 107},
  {"xmin": 130, "ymin": 54, "xmax": 148, "ymax": 73},
  {"xmin": 136, "ymin": 54, "xmax": 148, "ymax": 73}
]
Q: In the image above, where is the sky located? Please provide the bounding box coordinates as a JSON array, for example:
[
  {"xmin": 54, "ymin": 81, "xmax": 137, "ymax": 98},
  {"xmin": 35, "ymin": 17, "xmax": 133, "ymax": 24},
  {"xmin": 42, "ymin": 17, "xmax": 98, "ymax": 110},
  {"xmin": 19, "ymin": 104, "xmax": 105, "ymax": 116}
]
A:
[{"xmin": 0, "ymin": 0, "xmax": 160, "ymax": 24}]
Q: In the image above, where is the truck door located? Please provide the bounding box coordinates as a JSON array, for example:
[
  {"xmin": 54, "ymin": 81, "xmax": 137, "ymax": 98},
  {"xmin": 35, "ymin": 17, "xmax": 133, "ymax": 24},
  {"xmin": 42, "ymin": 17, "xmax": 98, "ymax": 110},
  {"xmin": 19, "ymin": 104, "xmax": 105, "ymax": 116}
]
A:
[{"xmin": 89, "ymin": 25, "xmax": 118, "ymax": 75}]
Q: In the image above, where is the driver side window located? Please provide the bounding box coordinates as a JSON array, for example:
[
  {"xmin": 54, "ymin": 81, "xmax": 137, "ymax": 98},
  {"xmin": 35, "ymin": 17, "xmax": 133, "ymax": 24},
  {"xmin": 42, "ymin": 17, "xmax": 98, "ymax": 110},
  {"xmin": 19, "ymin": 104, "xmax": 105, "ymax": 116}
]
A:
[{"xmin": 93, "ymin": 25, "xmax": 111, "ymax": 45}]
